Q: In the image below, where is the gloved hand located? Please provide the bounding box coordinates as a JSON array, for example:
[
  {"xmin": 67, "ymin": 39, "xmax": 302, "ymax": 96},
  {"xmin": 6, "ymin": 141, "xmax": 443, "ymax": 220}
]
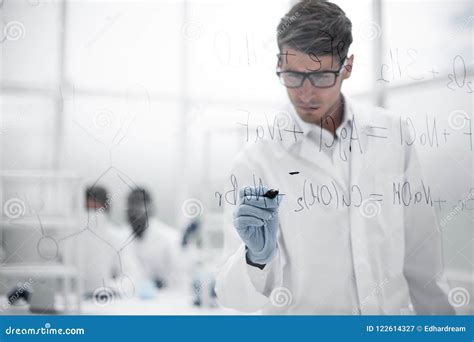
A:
[{"xmin": 233, "ymin": 186, "xmax": 282, "ymax": 265}]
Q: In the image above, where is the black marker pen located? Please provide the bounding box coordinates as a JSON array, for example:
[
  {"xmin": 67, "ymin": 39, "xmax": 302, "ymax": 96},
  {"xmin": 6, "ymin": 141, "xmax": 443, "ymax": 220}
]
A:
[{"xmin": 263, "ymin": 189, "xmax": 279, "ymax": 199}]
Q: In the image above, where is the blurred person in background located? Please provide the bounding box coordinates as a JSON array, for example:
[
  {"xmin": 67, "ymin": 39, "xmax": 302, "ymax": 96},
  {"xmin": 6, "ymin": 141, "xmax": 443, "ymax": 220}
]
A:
[
  {"xmin": 126, "ymin": 188, "xmax": 182, "ymax": 291},
  {"xmin": 180, "ymin": 219, "xmax": 218, "ymax": 307},
  {"xmin": 79, "ymin": 186, "xmax": 143, "ymax": 297}
]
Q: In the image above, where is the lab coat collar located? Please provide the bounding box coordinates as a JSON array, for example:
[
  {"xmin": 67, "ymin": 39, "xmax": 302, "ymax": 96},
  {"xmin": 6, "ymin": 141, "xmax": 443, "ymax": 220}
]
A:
[
  {"xmin": 87, "ymin": 210, "xmax": 111, "ymax": 229},
  {"xmin": 290, "ymin": 94, "xmax": 353, "ymax": 140},
  {"xmin": 281, "ymin": 94, "xmax": 372, "ymax": 190},
  {"xmin": 288, "ymin": 94, "xmax": 373, "ymax": 140},
  {"xmin": 283, "ymin": 93, "xmax": 372, "ymax": 151}
]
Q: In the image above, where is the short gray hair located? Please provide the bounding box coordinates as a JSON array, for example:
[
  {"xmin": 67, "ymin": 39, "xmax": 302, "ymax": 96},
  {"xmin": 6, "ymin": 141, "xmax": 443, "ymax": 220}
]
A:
[{"xmin": 277, "ymin": 0, "xmax": 353, "ymax": 65}]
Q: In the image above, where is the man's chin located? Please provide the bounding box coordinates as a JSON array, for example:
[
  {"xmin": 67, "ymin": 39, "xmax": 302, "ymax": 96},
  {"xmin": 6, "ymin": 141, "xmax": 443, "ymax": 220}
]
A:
[{"xmin": 296, "ymin": 107, "xmax": 324, "ymax": 124}]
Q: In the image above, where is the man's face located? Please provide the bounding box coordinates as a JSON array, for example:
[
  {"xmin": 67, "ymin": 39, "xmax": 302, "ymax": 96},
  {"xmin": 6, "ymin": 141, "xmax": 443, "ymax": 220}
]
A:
[
  {"xmin": 86, "ymin": 198, "xmax": 104, "ymax": 211},
  {"xmin": 278, "ymin": 46, "xmax": 353, "ymax": 124}
]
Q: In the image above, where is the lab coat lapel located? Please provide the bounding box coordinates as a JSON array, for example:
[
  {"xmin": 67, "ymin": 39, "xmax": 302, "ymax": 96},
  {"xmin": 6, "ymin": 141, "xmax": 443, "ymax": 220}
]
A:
[
  {"xmin": 347, "ymin": 101, "xmax": 384, "ymax": 314},
  {"xmin": 348, "ymin": 101, "xmax": 372, "ymax": 186},
  {"xmin": 280, "ymin": 107, "xmax": 330, "ymax": 172},
  {"xmin": 298, "ymin": 134, "xmax": 346, "ymax": 188}
]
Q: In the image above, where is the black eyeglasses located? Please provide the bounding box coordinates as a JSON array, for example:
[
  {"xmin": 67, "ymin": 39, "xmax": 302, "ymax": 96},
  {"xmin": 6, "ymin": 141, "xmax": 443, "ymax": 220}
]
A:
[{"xmin": 276, "ymin": 59, "xmax": 347, "ymax": 88}]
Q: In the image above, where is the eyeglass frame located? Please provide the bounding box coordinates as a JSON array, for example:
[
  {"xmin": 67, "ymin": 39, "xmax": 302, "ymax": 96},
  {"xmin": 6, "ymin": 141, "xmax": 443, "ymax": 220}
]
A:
[{"xmin": 276, "ymin": 56, "xmax": 348, "ymax": 89}]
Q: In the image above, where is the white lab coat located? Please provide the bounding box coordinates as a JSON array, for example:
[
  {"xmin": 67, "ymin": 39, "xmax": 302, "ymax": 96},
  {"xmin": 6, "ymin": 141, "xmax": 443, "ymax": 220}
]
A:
[
  {"xmin": 215, "ymin": 96, "xmax": 455, "ymax": 315},
  {"xmin": 129, "ymin": 218, "xmax": 182, "ymax": 288},
  {"xmin": 76, "ymin": 211, "xmax": 144, "ymax": 294}
]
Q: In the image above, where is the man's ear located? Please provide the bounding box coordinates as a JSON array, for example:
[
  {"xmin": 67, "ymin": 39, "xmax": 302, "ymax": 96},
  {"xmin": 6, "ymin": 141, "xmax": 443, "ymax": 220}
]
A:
[{"xmin": 342, "ymin": 54, "xmax": 354, "ymax": 79}]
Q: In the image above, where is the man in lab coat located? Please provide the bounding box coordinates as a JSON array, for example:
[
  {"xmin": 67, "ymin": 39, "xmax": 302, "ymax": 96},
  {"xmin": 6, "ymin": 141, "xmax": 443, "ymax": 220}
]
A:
[
  {"xmin": 215, "ymin": 0, "xmax": 455, "ymax": 315},
  {"xmin": 78, "ymin": 186, "xmax": 143, "ymax": 296},
  {"xmin": 126, "ymin": 188, "xmax": 182, "ymax": 289}
]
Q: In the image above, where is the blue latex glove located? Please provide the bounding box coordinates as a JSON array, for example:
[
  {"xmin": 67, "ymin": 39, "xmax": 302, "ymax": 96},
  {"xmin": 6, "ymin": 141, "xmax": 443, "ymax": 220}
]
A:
[
  {"xmin": 233, "ymin": 186, "xmax": 281, "ymax": 265},
  {"xmin": 138, "ymin": 280, "xmax": 157, "ymax": 300}
]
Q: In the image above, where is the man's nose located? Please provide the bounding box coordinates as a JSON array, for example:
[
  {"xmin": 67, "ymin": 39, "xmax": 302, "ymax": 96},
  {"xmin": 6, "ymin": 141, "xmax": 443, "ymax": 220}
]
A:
[{"xmin": 298, "ymin": 78, "xmax": 317, "ymax": 101}]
